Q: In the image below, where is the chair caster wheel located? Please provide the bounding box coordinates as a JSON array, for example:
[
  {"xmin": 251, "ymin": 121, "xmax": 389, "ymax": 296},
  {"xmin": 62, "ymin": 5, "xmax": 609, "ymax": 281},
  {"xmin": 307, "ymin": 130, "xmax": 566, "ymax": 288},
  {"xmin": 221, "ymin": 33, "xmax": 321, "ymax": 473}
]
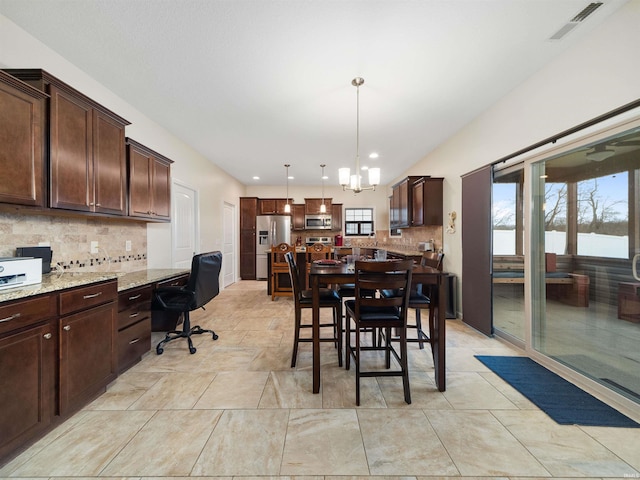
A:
[
  {"xmin": 156, "ymin": 347, "xmax": 164, "ymax": 355},
  {"xmin": 212, "ymin": 333, "xmax": 219, "ymax": 340},
  {"xmin": 189, "ymin": 346, "xmax": 197, "ymax": 354}
]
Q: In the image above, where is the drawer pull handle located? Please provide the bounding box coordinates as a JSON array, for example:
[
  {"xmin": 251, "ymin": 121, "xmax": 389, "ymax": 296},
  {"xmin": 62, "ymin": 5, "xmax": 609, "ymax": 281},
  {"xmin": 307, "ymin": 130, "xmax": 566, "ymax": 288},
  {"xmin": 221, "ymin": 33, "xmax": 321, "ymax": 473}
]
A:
[
  {"xmin": 129, "ymin": 338, "xmax": 140, "ymax": 344},
  {"xmin": 128, "ymin": 294, "xmax": 142, "ymax": 300},
  {"xmin": 43, "ymin": 333, "xmax": 52, "ymax": 340},
  {"xmin": 83, "ymin": 292, "xmax": 103, "ymax": 299},
  {"xmin": 129, "ymin": 312, "xmax": 140, "ymax": 318},
  {"xmin": 0, "ymin": 313, "xmax": 21, "ymax": 323},
  {"xmin": 63, "ymin": 325, "xmax": 71, "ymax": 331}
]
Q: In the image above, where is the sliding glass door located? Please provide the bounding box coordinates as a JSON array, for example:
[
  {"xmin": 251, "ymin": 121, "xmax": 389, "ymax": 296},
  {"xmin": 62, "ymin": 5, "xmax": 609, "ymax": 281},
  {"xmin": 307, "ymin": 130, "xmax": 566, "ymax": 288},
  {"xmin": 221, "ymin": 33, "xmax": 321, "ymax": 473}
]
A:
[
  {"xmin": 530, "ymin": 126, "xmax": 640, "ymax": 403},
  {"xmin": 492, "ymin": 166, "xmax": 525, "ymax": 342}
]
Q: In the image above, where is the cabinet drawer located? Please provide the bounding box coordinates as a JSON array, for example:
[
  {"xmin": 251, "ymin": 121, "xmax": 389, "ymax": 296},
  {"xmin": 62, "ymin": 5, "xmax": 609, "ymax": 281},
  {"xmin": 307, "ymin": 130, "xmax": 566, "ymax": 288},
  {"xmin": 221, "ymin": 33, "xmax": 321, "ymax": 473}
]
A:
[
  {"xmin": 118, "ymin": 306, "xmax": 150, "ymax": 331},
  {"xmin": 59, "ymin": 280, "xmax": 117, "ymax": 316},
  {"xmin": 156, "ymin": 274, "xmax": 189, "ymax": 289},
  {"xmin": 0, "ymin": 294, "xmax": 57, "ymax": 336},
  {"xmin": 118, "ymin": 317, "xmax": 151, "ymax": 373},
  {"xmin": 118, "ymin": 285, "xmax": 152, "ymax": 313}
]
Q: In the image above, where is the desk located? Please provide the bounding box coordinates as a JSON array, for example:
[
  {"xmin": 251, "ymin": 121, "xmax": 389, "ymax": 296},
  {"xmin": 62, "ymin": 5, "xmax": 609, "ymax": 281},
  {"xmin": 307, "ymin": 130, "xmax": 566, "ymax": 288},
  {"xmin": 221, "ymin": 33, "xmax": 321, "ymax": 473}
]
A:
[{"xmin": 309, "ymin": 262, "xmax": 447, "ymax": 393}]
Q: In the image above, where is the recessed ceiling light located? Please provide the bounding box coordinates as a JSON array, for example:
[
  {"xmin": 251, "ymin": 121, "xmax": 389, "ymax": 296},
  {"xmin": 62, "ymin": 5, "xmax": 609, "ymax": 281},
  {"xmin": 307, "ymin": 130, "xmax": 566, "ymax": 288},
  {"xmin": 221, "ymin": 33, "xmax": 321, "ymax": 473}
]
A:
[
  {"xmin": 369, "ymin": 152, "xmax": 379, "ymax": 159},
  {"xmin": 361, "ymin": 165, "xmax": 369, "ymax": 170},
  {"xmin": 322, "ymin": 175, "xmax": 329, "ymax": 180},
  {"xmin": 288, "ymin": 176, "xmax": 294, "ymax": 180},
  {"xmin": 252, "ymin": 176, "xmax": 260, "ymax": 180}
]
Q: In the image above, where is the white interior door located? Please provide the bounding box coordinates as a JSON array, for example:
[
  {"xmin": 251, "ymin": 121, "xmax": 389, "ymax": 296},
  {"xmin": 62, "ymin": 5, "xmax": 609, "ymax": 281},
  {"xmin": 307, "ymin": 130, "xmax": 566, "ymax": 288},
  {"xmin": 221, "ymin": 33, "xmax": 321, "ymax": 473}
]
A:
[
  {"xmin": 172, "ymin": 182, "xmax": 198, "ymax": 268},
  {"xmin": 223, "ymin": 201, "xmax": 236, "ymax": 287}
]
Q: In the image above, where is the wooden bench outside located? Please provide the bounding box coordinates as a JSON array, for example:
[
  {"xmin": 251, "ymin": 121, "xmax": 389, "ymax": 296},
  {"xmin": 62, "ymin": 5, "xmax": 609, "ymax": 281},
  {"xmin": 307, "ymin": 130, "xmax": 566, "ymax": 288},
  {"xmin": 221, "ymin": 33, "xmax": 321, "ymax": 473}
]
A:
[{"xmin": 493, "ymin": 254, "xmax": 589, "ymax": 307}]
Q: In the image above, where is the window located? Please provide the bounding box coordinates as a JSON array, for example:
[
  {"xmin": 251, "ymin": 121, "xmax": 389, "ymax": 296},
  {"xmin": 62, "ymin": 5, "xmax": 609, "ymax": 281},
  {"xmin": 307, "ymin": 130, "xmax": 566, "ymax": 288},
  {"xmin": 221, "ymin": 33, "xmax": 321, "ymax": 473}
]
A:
[
  {"xmin": 576, "ymin": 172, "xmax": 628, "ymax": 258},
  {"xmin": 345, "ymin": 208, "xmax": 374, "ymax": 236},
  {"xmin": 544, "ymin": 182, "xmax": 568, "ymax": 254}
]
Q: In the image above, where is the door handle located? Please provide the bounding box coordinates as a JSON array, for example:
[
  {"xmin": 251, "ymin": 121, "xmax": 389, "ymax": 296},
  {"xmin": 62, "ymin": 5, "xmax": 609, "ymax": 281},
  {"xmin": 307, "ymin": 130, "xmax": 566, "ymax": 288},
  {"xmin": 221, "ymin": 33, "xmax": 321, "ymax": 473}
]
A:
[{"xmin": 633, "ymin": 253, "xmax": 640, "ymax": 281}]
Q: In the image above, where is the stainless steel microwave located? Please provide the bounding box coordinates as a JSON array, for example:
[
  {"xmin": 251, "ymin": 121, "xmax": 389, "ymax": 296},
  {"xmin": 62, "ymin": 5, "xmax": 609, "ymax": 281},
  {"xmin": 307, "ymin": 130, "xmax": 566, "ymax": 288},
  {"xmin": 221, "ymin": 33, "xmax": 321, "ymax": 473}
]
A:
[{"xmin": 305, "ymin": 214, "xmax": 332, "ymax": 230}]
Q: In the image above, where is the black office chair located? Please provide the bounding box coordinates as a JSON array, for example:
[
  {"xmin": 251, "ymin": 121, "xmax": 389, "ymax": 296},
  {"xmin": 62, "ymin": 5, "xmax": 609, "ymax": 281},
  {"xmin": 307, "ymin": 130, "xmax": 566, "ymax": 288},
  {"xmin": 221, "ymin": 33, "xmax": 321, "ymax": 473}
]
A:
[{"xmin": 154, "ymin": 251, "xmax": 222, "ymax": 354}]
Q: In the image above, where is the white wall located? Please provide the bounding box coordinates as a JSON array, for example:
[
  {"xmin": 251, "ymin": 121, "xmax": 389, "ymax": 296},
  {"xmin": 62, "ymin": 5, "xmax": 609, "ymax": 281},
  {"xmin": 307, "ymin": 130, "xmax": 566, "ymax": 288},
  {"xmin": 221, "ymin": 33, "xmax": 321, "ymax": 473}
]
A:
[
  {"xmin": 0, "ymin": 14, "xmax": 246, "ymax": 270},
  {"xmin": 395, "ymin": 1, "xmax": 640, "ymax": 314}
]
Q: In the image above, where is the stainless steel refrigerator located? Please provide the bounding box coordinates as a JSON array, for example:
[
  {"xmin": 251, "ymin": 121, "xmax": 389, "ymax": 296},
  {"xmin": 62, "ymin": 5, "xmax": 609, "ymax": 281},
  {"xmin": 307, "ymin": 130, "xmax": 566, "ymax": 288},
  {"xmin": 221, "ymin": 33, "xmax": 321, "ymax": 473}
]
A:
[{"xmin": 256, "ymin": 215, "xmax": 291, "ymax": 280}]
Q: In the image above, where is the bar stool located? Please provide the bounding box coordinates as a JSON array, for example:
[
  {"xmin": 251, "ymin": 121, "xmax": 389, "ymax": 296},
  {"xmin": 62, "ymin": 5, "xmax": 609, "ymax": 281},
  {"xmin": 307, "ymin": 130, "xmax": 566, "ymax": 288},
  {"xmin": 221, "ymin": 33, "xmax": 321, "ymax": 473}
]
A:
[
  {"xmin": 285, "ymin": 252, "xmax": 343, "ymax": 367},
  {"xmin": 271, "ymin": 243, "xmax": 295, "ymax": 301}
]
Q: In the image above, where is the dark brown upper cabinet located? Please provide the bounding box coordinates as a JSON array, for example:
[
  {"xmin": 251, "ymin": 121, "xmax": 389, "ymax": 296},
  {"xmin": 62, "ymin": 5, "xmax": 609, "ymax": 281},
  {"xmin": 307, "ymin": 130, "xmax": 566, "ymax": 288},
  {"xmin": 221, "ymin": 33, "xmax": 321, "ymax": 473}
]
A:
[
  {"xmin": 126, "ymin": 138, "xmax": 173, "ymax": 221},
  {"xmin": 391, "ymin": 176, "xmax": 444, "ymax": 228},
  {"xmin": 305, "ymin": 198, "xmax": 332, "ymax": 215},
  {"xmin": 259, "ymin": 198, "xmax": 293, "ymax": 215},
  {"xmin": 5, "ymin": 69, "xmax": 130, "ymax": 216},
  {"xmin": 390, "ymin": 178, "xmax": 413, "ymax": 228},
  {"xmin": 0, "ymin": 71, "xmax": 48, "ymax": 207},
  {"xmin": 412, "ymin": 177, "xmax": 444, "ymax": 226},
  {"xmin": 331, "ymin": 203, "xmax": 342, "ymax": 231}
]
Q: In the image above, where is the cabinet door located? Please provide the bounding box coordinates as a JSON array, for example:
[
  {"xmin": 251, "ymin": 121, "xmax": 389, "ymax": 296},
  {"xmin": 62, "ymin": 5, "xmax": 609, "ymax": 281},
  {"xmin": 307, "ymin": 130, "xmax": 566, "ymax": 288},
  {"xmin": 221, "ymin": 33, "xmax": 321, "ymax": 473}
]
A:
[
  {"xmin": 398, "ymin": 179, "xmax": 410, "ymax": 227},
  {"xmin": 59, "ymin": 302, "xmax": 116, "ymax": 415},
  {"xmin": 128, "ymin": 144, "xmax": 153, "ymax": 218},
  {"xmin": 0, "ymin": 322, "xmax": 56, "ymax": 461},
  {"xmin": 0, "ymin": 73, "xmax": 46, "ymax": 207},
  {"xmin": 151, "ymin": 157, "xmax": 171, "ymax": 220},
  {"xmin": 412, "ymin": 178, "xmax": 425, "ymax": 226},
  {"xmin": 93, "ymin": 111, "xmax": 126, "ymax": 215},
  {"xmin": 240, "ymin": 229, "xmax": 256, "ymax": 279},
  {"xmin": 291, "ymin": 204, "xmax": 306, "ymax": 230},
  {"xmin": 331, "ymin": 203, "xmax": 342, "ymax": 231},
  {"xmin": 305, "ymin": 198, "xmax": 331, "ymax": 214},
  {"xmin": 259, "ymin": 199, "xmax": 277, "ymax": 215},
  {"xmin": 49, "ymin": 85, "xmax": 93, "ymax": 211},
  {"xmin": 240, "ymin": 197, "xmax": 258, "ymax": 229},
  {"xmin": 423, "ymin": 178, "xmax": 444, "ymax": 225},
  {"xmin": 276, "ymin": 198, "xmax": 293, "ymax": 214}
]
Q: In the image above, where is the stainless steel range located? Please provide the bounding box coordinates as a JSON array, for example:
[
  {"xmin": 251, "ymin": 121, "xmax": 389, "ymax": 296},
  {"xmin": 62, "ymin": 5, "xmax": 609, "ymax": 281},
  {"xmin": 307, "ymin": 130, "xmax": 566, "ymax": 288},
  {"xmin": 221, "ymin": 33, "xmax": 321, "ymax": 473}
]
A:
[{"xmin": 305, "ymin": 236, "xmax": 332, "ymax": 246}]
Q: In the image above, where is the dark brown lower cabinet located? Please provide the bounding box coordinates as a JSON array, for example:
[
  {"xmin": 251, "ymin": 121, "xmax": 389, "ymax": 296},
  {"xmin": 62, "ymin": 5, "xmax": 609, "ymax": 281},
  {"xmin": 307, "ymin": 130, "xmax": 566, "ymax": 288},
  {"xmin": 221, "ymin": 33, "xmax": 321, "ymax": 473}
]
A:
[
  {"xmin": 0, "ymin": 320, "xmax": 56, "ymax": 462},
  {"xmin": 58, "ymin": 280, "xmax": 117, "ymax": 416},
  {"xmin": 59, "ymin": 301, "xmax": 117, "ymax": 415},
  {"xmin": 117, "ymin": 285, "xmax": 152, "ymax": 373}
]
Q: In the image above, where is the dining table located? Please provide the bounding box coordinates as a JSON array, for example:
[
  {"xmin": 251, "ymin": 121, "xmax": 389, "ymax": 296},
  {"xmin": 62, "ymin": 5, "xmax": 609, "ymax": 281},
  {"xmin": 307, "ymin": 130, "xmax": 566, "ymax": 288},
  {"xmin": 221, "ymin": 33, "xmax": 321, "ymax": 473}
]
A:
[{"xmin": 309, "ymin": 261, "xmax": 448, "ymax": 394}]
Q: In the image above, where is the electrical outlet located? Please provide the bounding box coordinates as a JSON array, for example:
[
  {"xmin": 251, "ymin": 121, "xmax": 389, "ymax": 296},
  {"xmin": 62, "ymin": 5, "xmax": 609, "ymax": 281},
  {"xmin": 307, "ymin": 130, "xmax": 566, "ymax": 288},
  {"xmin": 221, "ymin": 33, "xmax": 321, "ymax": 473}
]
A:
[
  {"xmin": 125, "ymin": 240, "xmax": 132, "ymax": 252},
  {"xmin": 90, "ymin": 241, "xmax": 99, "ymax": 254}
]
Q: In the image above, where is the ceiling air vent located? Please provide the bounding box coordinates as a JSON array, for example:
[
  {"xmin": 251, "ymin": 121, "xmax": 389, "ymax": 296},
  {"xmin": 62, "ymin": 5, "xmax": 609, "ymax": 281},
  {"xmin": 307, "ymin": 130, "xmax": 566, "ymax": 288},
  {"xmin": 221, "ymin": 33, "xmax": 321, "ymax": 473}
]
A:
[{"xmin": 549, "ymin": 2, "xmax": 603, "ymax": 40}]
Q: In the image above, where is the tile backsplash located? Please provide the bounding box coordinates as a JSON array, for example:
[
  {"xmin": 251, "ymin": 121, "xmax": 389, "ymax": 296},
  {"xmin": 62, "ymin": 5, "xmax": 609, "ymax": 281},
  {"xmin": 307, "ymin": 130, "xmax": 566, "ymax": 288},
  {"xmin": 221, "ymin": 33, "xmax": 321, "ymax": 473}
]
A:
[
  {"xmin": 349, "ymin": 226, "xmax": 443, "ymax": 252},
  {"xmin": 0, "ymin": 212, "xmax": 147, "ymax": 273}
]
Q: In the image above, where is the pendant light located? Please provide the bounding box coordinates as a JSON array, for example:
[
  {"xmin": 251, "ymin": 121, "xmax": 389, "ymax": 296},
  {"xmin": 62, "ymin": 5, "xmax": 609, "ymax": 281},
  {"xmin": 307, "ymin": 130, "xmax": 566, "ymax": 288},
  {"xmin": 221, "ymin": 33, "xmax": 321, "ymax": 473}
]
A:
[
  {"xmin": 320, "ymin": 164, "xmax": 327, "ymax": 213},
  {"xmin": 284, "ymin": 164, "xmax": 291, "ymax": 213},
  {"xmin": 338, "ymin": 77, "xmax": 380, "ymax": 193}
]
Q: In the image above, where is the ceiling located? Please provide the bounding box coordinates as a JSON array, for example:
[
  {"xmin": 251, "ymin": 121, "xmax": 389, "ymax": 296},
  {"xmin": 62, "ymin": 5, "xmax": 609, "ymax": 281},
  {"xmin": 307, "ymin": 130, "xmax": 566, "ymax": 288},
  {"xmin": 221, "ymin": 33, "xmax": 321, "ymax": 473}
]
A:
[{"xmin": 0, "ymin": 0, "xmax": 630, "ymax": 187}]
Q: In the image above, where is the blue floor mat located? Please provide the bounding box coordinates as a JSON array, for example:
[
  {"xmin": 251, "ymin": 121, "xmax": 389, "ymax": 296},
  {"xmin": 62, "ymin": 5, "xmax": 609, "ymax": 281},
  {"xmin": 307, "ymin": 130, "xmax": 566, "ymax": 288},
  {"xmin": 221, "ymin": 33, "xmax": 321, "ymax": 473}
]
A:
[{"xmin": 475, "ymin": 355, "xmax": 640, "ymax": 427}]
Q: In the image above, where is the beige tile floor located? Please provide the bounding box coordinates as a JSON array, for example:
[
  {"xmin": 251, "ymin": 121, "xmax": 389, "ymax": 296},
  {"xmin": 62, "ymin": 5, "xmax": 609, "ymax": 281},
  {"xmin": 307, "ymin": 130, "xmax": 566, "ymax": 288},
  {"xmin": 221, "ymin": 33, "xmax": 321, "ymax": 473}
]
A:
[{"xmin": 2, "ymin": 280, "xmax": 640, "ymax": 478}]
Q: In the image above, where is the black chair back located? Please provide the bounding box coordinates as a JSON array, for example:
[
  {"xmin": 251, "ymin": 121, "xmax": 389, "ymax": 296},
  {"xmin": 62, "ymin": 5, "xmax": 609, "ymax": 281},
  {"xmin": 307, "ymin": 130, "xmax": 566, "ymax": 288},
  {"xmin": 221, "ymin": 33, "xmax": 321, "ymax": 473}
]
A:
[
  {"xmin": 187, "ymin": 251, "xmax": 223, "ymax": 309},
  {"xmin": 353, "ymin": 259, "xmax": 413, "ymax": 321},
  {"xmin": 284, "ymin": 251, "xmax": 302, "ymax": 301}
]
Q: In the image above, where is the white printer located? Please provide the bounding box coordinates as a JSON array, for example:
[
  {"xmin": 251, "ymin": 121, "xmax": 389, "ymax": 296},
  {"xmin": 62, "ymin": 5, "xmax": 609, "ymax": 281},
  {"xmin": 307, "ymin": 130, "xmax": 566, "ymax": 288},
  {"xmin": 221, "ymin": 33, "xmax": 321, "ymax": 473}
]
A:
[{"xmin": 0, "ymin": 257, "xmax": 43, "ymax": 290}]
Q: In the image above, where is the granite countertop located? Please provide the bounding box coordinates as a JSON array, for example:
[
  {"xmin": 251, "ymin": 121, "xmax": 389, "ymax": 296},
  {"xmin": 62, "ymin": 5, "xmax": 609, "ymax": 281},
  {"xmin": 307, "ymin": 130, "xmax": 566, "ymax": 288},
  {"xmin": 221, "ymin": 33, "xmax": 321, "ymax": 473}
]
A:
[{"xmin": 0, "ymin": 268, "xmax": 190, "ymax": 303}]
